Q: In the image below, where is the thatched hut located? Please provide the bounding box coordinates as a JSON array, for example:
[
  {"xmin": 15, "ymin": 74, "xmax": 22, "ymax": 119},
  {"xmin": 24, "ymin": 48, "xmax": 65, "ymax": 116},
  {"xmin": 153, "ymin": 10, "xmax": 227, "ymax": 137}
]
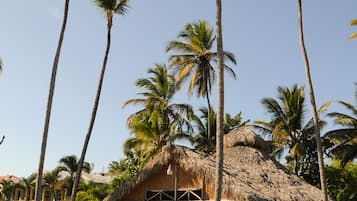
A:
[{"xmin": 105, "ymin": 127, "xmax": 325, "ymax": 201}]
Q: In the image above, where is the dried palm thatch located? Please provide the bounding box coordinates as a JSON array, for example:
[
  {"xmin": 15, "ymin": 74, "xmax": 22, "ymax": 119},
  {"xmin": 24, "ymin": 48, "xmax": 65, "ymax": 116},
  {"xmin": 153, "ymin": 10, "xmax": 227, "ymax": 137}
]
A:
[
  {"xmin": 106, "ymin": 127, "xmax": 325, "ymax": 201},
  {"xmin": 224, "ymin": 126, "xmax": 269, "ymax": 151}
]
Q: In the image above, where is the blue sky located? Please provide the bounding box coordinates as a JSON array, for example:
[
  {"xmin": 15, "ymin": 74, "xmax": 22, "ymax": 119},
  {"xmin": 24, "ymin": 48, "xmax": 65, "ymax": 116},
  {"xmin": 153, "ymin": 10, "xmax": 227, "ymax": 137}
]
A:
[{"xmin": 0, "ymin": 1, "xmax": 356, "ymax": 177}]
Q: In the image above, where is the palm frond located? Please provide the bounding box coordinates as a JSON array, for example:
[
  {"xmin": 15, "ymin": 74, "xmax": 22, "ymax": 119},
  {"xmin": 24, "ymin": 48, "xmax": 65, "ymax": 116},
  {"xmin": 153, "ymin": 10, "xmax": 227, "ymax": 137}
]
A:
[
  {"xmin": 349, "ymin": 33, "xmax": 357, "ymax": 40},
  {"xmin": 122, "ymin": 98, "xmax": 147, "ymax": 108},
  {"xmin": 251, "ymin": 121, "xmax": 273, "ymax": 136},
  {"xmin": 223, "ymin": 50, "xmax": 237, "ymax": 65},
  {"xmin": 166, "ymin": 41, "xmax": 194, "ymax": 53},
  {"xmin": 339, "ymin": 100, "xmax": 357, "ymax": 116},
  {"xmin": 349, "ymin": 19, "xmax": 357, "ymax": 40},
  {"xmin": 318, "ymin": 101, "xmax": 332, "ymax": 113},
  {"xmin": 95, "ymin": 0, "xmax": 116, "ymax": 11},
  {"xmin": 328, "ymin": 112, "xmax": 357, "ymax": 127},
  {"xmin": 351, "ymin": 19, "xmax": 357, "ymax": 26},
  {"xmin": 223, "ymin": 64, "xmax": 237, "ymax": 79},
  {"xmin": 261, "ymin": 97, "xmax": 286, "ymax": 121},
  {"xmin": 325, "ymin": 128, "xmax": 357, "ymax": 140},
  {"xmin": 114, "ymin": 0, "xmax": 129, "ymax": 15}
]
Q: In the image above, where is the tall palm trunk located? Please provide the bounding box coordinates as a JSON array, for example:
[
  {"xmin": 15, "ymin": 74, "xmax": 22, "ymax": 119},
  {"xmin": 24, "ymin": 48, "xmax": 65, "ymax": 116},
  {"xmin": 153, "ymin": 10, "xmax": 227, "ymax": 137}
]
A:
[
  {"xmin": 35, "ymin": 1, "xmax": 70, "ymax": 201},
  {"xmin": 297, "ymin": 0, "xmax": 328, "ymax": 200},
  {"xmin": 0, "ymin": 135, "xmax": 4, "ymax": 145},
  {"xmin": 71, "ymin": 17, "xmax": 113, "ymax": 201},
  {"xmin": 205, "ymin": 88, "xmax": 212, "ymax": 150},
  {"xmin": 294, "ymin": 154, "xmax": 299, "ymax": 175},
  {"xmin": 214, "ymin": 0, "xmax": 224, "ymax": 200}
]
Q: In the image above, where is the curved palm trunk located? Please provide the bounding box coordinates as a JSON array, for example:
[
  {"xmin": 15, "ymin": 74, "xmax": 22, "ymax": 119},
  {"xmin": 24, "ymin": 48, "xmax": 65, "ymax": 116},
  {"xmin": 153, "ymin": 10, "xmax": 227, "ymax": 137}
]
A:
[
  {"xmin": 214, "ymin": 0, "xmax": 224, "ymax": 200},
  {"xmin": 35, "ymin": 1, "xmax": 70, "ymax": 201},
  {"xmin": 71, "ymin": 18, "xmax": 112, "ymax": 201},
  {"xmin": 297, "ymin": 0, "xmax": 328, "ymax": 200},
  {"xmin": 0, "ymin": 135, "xmax": 4, "ymax": 145}
]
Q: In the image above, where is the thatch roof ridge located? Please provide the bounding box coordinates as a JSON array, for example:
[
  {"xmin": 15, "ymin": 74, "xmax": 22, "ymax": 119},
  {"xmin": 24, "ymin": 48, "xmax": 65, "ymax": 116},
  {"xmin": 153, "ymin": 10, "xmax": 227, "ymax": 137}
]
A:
[
  {"xmin": 106, "ymin": 128, "xmax": 325, "ymax": 201},
  {"xmin": 224, "ymin": 126, "xmax": 269, "ymax": 151}
]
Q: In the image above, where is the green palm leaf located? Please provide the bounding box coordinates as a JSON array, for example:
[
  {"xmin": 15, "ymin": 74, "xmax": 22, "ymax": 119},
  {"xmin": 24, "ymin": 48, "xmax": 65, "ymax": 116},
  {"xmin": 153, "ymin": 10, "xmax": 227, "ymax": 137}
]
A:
[
  {"xmin": 253, "ymin": 85, "xmax": 327, "ymax": 174},
  {"xmin": 349, "ymin": 19, "xmax": 357, "ymax": 40},
  {"xmin": 326, "ymin": 84, "xmax": 357, "ymax": 167},
  {"xmin": 166, "ymin": 20, "xmax": 236, "ymax": 105},
  {"xmin": 123, "ymin": 64, "xmax": 194, "ymax": 159}
]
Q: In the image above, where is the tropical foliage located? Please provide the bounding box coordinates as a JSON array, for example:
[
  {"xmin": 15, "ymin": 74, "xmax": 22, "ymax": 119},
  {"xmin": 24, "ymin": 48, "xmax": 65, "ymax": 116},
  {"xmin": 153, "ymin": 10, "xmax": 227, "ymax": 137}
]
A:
[
  {"xmin": 58, "ymin": 155, "xmax": 91, "ymax": 195},
  {"xmin": 166, "ymin": 20, "xmax": 237, "ymax": 143},
  {"xmin": 72, "ymin": 1, "xmax": 130, "ymax": 200},
  {"xmin": 326, "ymin": 84, "xmax": 357, "ymax": 167},
  {"xmin": 1, "ymin": 3, "xmax": 356, "ymax": 200},
  {"xmin": 325, "ymin": 161, "xmax": 357, "ymax": 201},
  {"xmin": 123, "ymin": 64, "xmax": 194, "ymax": 159},
  {"xmin": 108, "ymin": 150, "xmax": 145, "ymax": 189},
  {"xmin": 77, "ymin": 182, "xmax": 111, "ymax": 201},
  {"xmin": 190, "ymin": 107, "xmax": 249, "ymax": 153},
  {"xmin": 22, "ymin": 174, "xmax": 36, "ymax": 201},
  {"xmin": 349, "ymin": 19, "xmax": 357, "ymax": 40},
  {"xmin": 43, "ymin": 167, "xmax": 67, "ymax": 201},
  {"xmin": 253, "ymin": 85, "xmax": 330, "ymax": 175},
  {"xmin": 0, "ymin": 179, "xmax": 16, "ymax": 201}
]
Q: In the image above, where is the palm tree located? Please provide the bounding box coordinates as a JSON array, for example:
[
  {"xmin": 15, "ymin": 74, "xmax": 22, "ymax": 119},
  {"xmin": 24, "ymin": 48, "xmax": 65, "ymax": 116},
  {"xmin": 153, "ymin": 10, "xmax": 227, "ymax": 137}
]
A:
[
  {"xmin": 223, "ymin": 112, "xmax": 249, "ymax": 134},
  {"xmin": 190, "ymin": 107, "xmax": 249, "ymax": 153},
  {"xmin": 166, "ymin": 20, "xmax": 237, "ymax": 145},
  {"xmin": 58, "ymin": 155, "xmax": 91, "ymax": 196},
  {"xmin": 71, "ymin": 1, "xmax": 129, "ymax": 200},
  {"xmin": 35, "ymin": 1, "xmax": 70, "ymax": 201},
  {"xmin": 108, "ymin": 161, "xmax": 124, "ymax": 176},
  {"xmin": 108, "ymin": 151, "xmax": 143, "ymax": 177},
  {"xmin": 77, "ymin": 181, "xmax": 110, "ymax": 201},
  {"xmin": 214, "ymin": 0, "xmax": 225, "ymax": 200},
  {"xmin": 22, "ymin": 174, "xmax": 37, "ymax": 201},
  {"xmin": 123, "ymin": 64, "xmax": 194, "ymax": 159},
  {"xmin": 349, "ymin": 19, "xmax": 357, "ymax": 40},
  {"xmin": 297, "ymin": 0, "xmax": 328, "ymax": 199},
  {"xmin": 326, "ymin": 84, "xmax": 357, "ymax": 167},
  {"xmin": 0, "ymin": 179, "xmax": 15, "ymax": 201},
  {"xmin": 108, "ymin": 152, "xmax": 143, "ymax": 189},
  {"xmin": 190, "ymin": 107, "xmax": 217, "ymax": 153},
  {"xmin": 253, "ymin": 85, "xmax": 330, "ymax": 174},
  {"xmin": 43, "ymin": 167, "xmax": 66, "ymax": 201}
]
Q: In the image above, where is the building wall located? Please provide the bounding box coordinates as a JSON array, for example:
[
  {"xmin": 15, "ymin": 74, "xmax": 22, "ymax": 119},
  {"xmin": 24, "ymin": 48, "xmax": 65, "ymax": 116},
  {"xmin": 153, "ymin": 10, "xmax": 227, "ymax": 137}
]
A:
[
  {"xmin": 121, "ymin": 165, "xmax": 230, "ymax": 201},
  {"xmin": 6, "ymin": 186, "xmax": 67, "ymax": 201}
]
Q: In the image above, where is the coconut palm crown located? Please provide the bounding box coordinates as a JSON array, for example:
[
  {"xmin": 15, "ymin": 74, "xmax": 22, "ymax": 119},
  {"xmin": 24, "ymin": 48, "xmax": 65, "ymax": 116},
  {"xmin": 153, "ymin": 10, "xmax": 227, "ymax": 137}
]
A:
[
  {"xmin": 123, "ymin": 64, "xmax": 195, "ymax": 158},
  {"xmin": 166, "ymin": 20, "xmax": 236, "ymax": 98},
  {"xmin": 326, "ymin": 84, "xmax": 357, "ymax": 167},
  {"xmin": 166, "ymin": 20, "xmax": 237, "ymax": 146},
  {"xmin": 253, "ymin": 85, "xmax": 330, "ymax": 174}
]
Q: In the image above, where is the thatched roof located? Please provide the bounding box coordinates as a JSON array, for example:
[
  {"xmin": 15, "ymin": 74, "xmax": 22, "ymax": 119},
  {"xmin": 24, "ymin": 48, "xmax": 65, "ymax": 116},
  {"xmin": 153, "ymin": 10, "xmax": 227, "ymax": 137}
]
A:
[
  {"xmin": 106, "ymin": 127, "xmax": 325, "ymax": 201},
  {"xmin": 224, "ymin": 126, "xmax": 269, "ymax": 151}
]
